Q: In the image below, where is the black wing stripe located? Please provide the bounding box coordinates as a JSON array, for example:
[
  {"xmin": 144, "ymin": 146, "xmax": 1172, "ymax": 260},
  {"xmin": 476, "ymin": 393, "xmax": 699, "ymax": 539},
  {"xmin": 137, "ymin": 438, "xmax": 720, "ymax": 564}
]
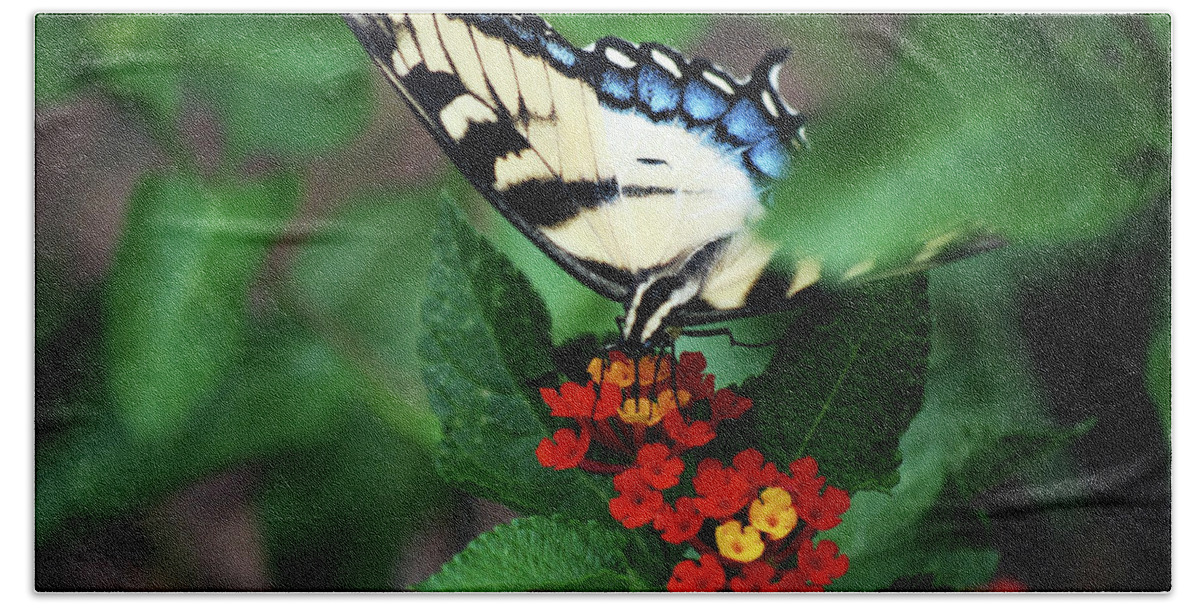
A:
[{"xmin": 343, "ymin": 13, "xmax": 634, "ymax": 304}]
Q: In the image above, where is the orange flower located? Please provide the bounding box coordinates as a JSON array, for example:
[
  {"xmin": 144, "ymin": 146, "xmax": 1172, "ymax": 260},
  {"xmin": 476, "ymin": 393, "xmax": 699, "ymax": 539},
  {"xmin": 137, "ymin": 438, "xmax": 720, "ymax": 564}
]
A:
[
  {"xmin": 588, "ymin": 356, "xmax": 635, "ymax": 388},
  {"xmin": 635, "ymin": 355, "xmax": 672, "ymax": 386}
]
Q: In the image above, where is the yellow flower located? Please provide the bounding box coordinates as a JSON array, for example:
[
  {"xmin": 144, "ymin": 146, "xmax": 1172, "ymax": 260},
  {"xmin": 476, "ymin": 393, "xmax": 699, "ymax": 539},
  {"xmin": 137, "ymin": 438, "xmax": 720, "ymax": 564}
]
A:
[
  {"xmin": 715, "ymin": 521, "xmax": 765, "ymax": 563},
  {"xmin": 748, "ymin": 487, "xmax": 798, "ymax": 540},
  {"xmin": 619, "ymin": 397, "xmax": 666, "ymax": 426}
]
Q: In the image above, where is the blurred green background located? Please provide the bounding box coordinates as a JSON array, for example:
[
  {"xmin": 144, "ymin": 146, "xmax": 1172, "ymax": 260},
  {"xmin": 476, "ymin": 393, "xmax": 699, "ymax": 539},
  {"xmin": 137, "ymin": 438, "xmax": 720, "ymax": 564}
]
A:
[{"xmin": 35, "ymin": 13, "xmax": 1168, "ymax": 590}]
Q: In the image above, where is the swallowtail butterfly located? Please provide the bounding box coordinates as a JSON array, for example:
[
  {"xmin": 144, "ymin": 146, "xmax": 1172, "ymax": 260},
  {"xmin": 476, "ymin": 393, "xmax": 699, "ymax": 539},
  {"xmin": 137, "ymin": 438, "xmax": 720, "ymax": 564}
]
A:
[{"xmin": 345, "ymin": 14, "xmax": 992, "ymax": 347}]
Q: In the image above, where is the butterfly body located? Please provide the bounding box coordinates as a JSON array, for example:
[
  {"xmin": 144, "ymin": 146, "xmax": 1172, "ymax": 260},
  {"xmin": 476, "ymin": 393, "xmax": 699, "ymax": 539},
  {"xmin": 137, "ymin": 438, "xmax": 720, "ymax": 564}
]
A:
[{"xmin": 346, "ymin": 13, "xmax": 990, "ymax": 347}]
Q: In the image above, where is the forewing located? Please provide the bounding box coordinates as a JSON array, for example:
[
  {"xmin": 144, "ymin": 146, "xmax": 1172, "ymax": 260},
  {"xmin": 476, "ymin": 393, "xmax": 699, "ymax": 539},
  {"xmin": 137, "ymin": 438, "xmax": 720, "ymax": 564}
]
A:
[{"xmin": 345, "ymin": 13, "xmax": 632, "ymax": 302}]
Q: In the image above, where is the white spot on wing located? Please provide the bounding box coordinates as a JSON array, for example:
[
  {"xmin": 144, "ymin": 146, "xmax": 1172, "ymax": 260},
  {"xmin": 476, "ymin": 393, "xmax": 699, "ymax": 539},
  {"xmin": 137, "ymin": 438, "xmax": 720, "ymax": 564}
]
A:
[
  {"xmin": 651, "ymin": 48, "xmax": 682, "ymax": 78},
  {"xmin": 703, "ymin": 70, "xmax": 735, "ymax": 95},
  {"xmin": 768, "ymin": 62, "xmax": 783, "ymax": 90},
  {"xmin": 605, "ymin": 46, "xmax": 637, "ymax": 69},
  {"xmin": 768, "ymin": 62, "xmax": 799, "ymax": 114},
  {"xmin": 761, "ymin": 90, "xmax": 779, "ymax": 118},
  {"xmin": 841, "ymin": 259, "xmax": 876, "ymax": 281},
  {"xmin": 787, "ymin": 257, "xmax": 821, "ymax": 296}
]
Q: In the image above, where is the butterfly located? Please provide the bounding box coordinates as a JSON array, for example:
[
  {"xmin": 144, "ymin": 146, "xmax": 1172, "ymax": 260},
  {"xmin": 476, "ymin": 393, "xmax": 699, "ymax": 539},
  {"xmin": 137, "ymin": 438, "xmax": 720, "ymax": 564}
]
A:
[{"xmin": 345, "ymin": 14, "xmax": 994, "ymax": 348}]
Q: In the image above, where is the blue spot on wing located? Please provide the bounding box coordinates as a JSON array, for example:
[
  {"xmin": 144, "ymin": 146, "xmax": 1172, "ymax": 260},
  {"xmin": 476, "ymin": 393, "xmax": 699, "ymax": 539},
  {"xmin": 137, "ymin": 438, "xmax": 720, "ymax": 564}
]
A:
[
  {"xmin": 637, "ymin": 64, "xmax": 680, "ymax": 116},
  {"xmin": 461, "ymin": 16, "xmax": 803, "ymax": 182},
  {"xmin": 545, "ymin": 40, "xmax": 577, "ymax": 67},
  {"xmin": 747, "ymin": 138, "xmax": 790, "ymax": 178},
  {"xmin": 600, "ymin": 69, "xmax": 636, "ymax": 103},
  {"xmin": 682, "ymin": 80, "xmax": 729, "ymax": 123},
  {"xmin": 723, "ymin": 98, "xmax": 774, "ymax": 144}
]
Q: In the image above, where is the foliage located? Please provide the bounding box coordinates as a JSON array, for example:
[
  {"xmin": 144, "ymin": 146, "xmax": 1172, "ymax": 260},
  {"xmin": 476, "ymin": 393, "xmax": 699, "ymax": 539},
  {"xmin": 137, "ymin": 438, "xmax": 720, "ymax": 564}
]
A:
[
  {"xmin": 743, "ymin": 276, "xmax": 929, "ymax": 493},
  {"xmin": 35, "ymin": 14, "xmax": 443, "ymax": 590},
  {"xmin": 35, "ymin": 13, "xmax": 1168, "ymax": 591},
  {"xmin": 420, "ymin": 205, "xmax": 613, "ymax": 521},
  {"xmin": 765, "ymin": 14, "xmax": 1170, "ymax": 277},
  {"xmin": 417, "ymin": 516, "xmax": 648, "ymax": 591}
]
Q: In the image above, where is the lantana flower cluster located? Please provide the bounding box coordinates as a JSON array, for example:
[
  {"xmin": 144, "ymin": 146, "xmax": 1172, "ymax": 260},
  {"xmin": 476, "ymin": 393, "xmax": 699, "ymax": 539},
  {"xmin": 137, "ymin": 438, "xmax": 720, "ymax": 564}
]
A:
[
  {"xmin": 536, "ymin": 351, "xmax": 745, "ymax": 473},
  {"xmin": 536, "ymin": 351, "xmax": 851, "ymax": 592}
]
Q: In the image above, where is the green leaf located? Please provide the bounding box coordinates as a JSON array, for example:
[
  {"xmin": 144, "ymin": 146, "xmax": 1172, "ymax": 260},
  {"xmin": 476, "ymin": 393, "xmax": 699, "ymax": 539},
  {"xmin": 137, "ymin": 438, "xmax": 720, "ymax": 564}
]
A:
[
  {"xmin": 84, "ymin": 14, "xmax": 185, "ymax": 128},
  {"xmin": 187, "ymin": 14, "xmax": 373, "ymax": 159},
  {"xmin": 924, "ymin": 547, "xmax": 1001, "ymax": 590},
  {"xmin": 37, "ymin": 308, "xmax": 442, "ymax": 545},
  {"xmin": 766, "ymin": 14, "xmax": 1170, "ymax": 277},
  {"xmin": 106, "ymin": 170, "xmax": 299, "ymax": 439},
  {"xmin": 288, "ymin": 188, "xmax": 445, "ymax": 411},
  {"xmin": 544, "ymin": 13, "xmax": 710, "ymax": 47},
  {"xmin": 34, "ymin": 248, "xmax": 74, "ymax": 353},
  {"xmin": 198, "ymin": 313, "xmax": 438, "ymax": 463},
  {"xmin": 256, "ymin": 403, "xmax": 447, "ymax": 590},
  {"xmin": 744, "ymin": 274, "xmax": 929, "ymax": 492},
  {"xmin": 421, "ymin": 204, "xmax": 611, "ymax": 520},
  {"xmin": 74, "ymin": 14, "xmax": 370, "ymax": 159},
  {"xmin": 823, "ymin": 250, "xmax": 1070, "ymax": 591},
  {"xmin": 1146, "ymin": 322, "xmax": 1169, "ymax": 438},
  {"xmin": 417, "ymin": 516, "xmax": 644, "ymax": 591},
  {"xmin": 35, "ymin": 15, "xmax": 89, "ymax": 106}
]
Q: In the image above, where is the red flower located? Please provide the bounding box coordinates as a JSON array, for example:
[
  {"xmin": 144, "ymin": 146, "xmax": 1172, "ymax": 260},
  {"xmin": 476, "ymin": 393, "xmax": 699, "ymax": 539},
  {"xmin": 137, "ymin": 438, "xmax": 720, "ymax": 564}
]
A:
[
  {"xmin": 773, "ymin": 569, "xmax": 824, "ymax": 592},
  {"xmin": 663, "ymin": 409, "xmax": 716, "ymax": 448},
  {"xmin": 732, "ymin": 449, "xmax": 781, "ymax": 488},
  {"xmin": 728, "ymin": 562, "xmax": 777, "ymax": 592},
  {"xmin": 593, "ymin": 381, "xmax": 621, "ymax": 420},
  {"xmin": 692, "ymin": 459, "xmax": 755, "ymax": 519},
  {"xmin": 534, "ymin": 350, "xmax": 859, "ymax": 592},
  {"xmin": 711, "ymin": 387, "xmax": 752, "ymax": 421},
  {"xmin": 675, "ymin": 351, "xmax": 715, "ymax": 401},
  {"xmin": 976, "ymin": 577, "xmax": 1027, "ymax": 592},
  {"xmin": 667, "ymin": 554, "xmax": 726, "ymax": 592},
  {"xmin": 609, "ymin": 469, "xmax": 664, "ymax": 529},
  {"xmin": 653, "ymin": 496, "xmax": 703, "ymax": 544},
  {"xmin": 677, "ymin": 351, "xmax": 707, "ymax": 377},
  {"xmin": 535, "ymin": 427, "xmax": 590, "ymax": 470},
  {"xmin": 794, "ymin": 485, "xmax": 851, "ymax": 531},
  {"xmin": 779, "ymin": 456, "xmax": 826, "ymax": 497},
  {"xmin": 634, "ymin": 443, "xmax": 684, "ymax": 490},
  {"xmin": 540, "ymin": 381, "xmax": 595, "ymax": 418},
  {"xmin": 794, "ymin": 539, "xmax": 850, "ymax": 586}
]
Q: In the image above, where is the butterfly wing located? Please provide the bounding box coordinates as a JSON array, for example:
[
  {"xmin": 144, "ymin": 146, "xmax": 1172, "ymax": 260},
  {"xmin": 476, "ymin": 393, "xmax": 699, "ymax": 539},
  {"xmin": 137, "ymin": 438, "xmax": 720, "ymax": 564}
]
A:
[
  {"xmin": 347, "ymin": 13, "xmax": 638, "ymax": 302},
  {"xmin": 345, "ymin": 14, "xmax": 998, "ymax": 342},
  {"xmin": 345, "ymin": 14, "xmax": 803, "ymax": 307}
]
